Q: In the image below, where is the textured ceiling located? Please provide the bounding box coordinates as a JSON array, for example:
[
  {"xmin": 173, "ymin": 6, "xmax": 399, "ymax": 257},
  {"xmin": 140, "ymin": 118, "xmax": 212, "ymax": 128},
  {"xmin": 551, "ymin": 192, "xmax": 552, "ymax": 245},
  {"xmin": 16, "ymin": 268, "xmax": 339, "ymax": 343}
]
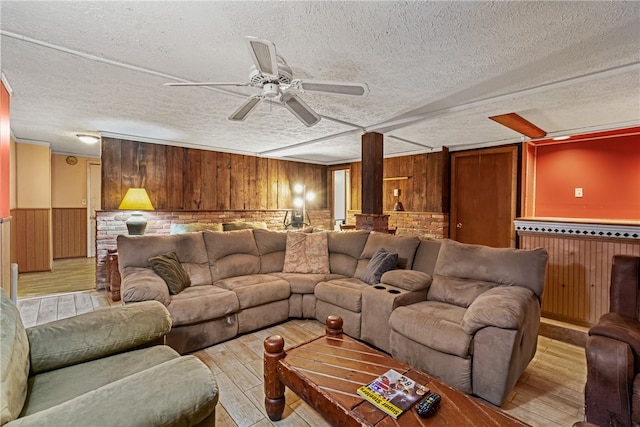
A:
[{"xmin": 1, "ymin": 1, "xmax": 639, "ymax": 164}]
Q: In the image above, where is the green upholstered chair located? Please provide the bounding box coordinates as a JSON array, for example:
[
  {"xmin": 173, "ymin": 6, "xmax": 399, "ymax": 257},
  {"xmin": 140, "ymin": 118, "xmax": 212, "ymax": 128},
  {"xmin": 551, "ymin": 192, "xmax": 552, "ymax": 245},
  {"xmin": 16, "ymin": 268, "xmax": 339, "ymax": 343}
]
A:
[{"xmin": 0, "ymin": 289, "xmax": 218, "ymax": 426}]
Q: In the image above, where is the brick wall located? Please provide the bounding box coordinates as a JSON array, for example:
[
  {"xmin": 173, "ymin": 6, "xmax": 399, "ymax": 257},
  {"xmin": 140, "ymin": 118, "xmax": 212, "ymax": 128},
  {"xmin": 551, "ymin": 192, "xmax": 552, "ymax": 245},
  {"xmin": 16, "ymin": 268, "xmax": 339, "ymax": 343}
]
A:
[
  {"xmin": 97, "ymin": 209, "xmax": 448, "ymax": 289},
  {"xmin": 96, "ymin": 209, "xmax": 332, "ymax": 288},
  {"xmin": 347, "ymin": 210, "xmax": 449, "ymax": 239}
]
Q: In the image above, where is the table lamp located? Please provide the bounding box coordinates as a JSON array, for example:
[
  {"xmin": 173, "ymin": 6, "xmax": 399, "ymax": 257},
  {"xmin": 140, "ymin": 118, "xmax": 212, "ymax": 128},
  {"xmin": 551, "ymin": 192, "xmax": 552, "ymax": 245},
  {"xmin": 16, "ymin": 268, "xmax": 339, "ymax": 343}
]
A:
[{"xmin": 118, "ymin": 188, "xmax": 154, "ymax": 235}]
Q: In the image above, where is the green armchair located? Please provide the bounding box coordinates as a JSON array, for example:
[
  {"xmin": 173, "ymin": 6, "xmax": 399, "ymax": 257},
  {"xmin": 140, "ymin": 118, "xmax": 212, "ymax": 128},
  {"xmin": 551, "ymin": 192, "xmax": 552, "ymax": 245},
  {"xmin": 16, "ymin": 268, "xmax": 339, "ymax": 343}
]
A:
[{"xmin": 0, "ymin": 289, "xmax": 218, "ymax": 426}]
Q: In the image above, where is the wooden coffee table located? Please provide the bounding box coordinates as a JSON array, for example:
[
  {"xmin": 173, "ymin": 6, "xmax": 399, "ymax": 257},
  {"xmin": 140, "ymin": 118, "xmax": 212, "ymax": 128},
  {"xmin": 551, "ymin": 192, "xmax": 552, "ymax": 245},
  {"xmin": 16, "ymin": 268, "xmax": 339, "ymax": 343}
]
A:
[{"xmin": 264, "ymin": 316, "xmax": 528, "ymax": 427}]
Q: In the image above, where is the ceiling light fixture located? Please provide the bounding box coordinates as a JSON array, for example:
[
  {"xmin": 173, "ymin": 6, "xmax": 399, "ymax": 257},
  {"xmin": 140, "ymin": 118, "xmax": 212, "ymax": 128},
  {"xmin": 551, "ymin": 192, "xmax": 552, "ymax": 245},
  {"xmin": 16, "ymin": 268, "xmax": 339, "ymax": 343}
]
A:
[
  {"xmin": 552, "ymin": 136, "xmax": 571, "ymax": 141},
  {"xmin": 77, "ymin": 134, "xmax": 99, "ymax": 144}
]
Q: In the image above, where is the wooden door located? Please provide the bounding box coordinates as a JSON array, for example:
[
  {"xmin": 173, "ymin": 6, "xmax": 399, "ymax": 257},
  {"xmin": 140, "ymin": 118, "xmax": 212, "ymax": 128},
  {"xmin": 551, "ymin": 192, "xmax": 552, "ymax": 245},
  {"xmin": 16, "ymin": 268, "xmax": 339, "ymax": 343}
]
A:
[{"xmin": 450, "ymin": 145, "xmax": 518, "ymax": 248}]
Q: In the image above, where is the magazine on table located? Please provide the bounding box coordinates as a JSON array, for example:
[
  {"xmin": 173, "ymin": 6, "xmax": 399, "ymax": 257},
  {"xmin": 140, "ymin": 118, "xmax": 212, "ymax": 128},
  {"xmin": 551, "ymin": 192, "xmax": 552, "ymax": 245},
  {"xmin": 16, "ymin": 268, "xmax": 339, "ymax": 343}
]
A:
[{"xmin": 356, "ymin": 369, "xmax": 429, "ymax": 419}]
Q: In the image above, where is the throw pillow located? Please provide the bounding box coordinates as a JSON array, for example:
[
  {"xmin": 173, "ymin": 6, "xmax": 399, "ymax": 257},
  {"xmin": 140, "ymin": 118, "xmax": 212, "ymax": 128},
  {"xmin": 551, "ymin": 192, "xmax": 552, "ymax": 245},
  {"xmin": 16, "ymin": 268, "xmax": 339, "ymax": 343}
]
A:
[
  {"xmin": 147, "ymin": 252, "xmax": 191, "ymax": 295},
  {"xmin": 283, "ymin": 232, "xmax": 330, "ymax": 274},
  {"xmin": 362, "ymin": 248, "xmax": 398, "ymax": 285}
]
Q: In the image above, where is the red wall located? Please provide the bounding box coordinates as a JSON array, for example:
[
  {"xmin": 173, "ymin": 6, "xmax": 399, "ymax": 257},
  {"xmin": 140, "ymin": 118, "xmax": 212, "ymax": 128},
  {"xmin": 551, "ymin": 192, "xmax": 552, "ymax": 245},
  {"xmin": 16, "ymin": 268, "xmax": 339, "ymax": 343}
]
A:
[
  {"xmin": 535, "ymin": 132, "xmax": 640, "ymax": 219},
  {"xmin": 0, "ymin": 82, "xmax": 10, "ymax": 218}
]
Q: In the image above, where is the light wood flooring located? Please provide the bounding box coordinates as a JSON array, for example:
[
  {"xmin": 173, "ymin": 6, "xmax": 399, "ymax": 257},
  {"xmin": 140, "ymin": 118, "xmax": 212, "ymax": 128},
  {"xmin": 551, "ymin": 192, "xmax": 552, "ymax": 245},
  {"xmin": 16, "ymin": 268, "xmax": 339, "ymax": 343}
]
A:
[
  {"xmin": 17, "ymin": 257, "xmax": 96, "ymax": 298},
  {"xmin": 17, "ymin": 290, "xmax": 587, "ymax": 427}
]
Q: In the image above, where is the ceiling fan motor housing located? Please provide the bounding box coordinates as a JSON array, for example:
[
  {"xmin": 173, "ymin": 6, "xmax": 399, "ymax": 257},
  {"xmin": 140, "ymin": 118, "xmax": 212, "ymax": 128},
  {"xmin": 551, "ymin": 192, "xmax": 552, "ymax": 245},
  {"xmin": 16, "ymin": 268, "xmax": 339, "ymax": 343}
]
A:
[
  {"xmin": 263, "ymin": 83, "xmax": 279, "ymax": 98},
  {"xmin": 249, "ymin": 57, "xmax": 293, "ymax": 87}
]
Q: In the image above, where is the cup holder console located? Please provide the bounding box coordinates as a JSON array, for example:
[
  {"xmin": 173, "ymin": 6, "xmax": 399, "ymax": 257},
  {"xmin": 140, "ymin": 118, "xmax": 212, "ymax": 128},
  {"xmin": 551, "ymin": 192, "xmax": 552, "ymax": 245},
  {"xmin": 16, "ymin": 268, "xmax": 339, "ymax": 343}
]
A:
[
  {"xmin": 387, "ymin": 289, "xmax": 401, "ymax": 294},
  {"xmin": 373, "ymin": 285, "xmax": 386, "ymax": 290}
]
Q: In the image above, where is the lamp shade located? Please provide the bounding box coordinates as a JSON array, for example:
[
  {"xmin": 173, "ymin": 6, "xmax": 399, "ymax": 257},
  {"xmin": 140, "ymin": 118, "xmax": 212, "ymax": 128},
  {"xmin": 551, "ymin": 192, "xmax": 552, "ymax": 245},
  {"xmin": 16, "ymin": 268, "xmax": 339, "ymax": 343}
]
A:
[{"xmin": 118, "ymin": 188, "xmax": 154, "ymax": 211}]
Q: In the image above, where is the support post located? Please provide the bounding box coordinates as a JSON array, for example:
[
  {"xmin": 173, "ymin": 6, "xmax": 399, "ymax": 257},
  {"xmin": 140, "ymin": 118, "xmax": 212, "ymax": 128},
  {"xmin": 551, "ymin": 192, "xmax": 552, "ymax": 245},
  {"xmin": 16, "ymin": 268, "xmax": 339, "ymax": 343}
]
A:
[
  {"xmin": 360, "ymin": 132, "xmax": 384, "ymax": 215},
  {"xmin": 357, "ymin": 132, "xmax": 389, "ymax": 232}
]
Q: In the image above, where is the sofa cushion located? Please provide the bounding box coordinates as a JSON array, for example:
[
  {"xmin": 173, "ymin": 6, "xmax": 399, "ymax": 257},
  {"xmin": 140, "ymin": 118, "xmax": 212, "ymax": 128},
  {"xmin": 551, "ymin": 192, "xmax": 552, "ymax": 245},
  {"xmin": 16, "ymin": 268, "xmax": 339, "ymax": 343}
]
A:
[
  {"xmin": 283, "ymin": 232, "xmax": 330, "ymax": 274},
  {"xmin": 380, "ymin": 270, "xmax": 432, "ymax": 292},
  {"xmin": 117, "ymin": 233, "xmax": 212, "ymax": 286},
  {"xmin": 168, "ymin": 286, "xmax": 240, "ymax": 326},
  {"xmin": 389, "ymin": 301, "xmax": 472, "ymax": 358},
  {"xmin": 20, "ymin": 346, "xmax": 179, "ymax": 417},
  {"xmin": 253, "ymin": 229, "xmax": 287, "ymax": 273},
  {"xmin": 428, "ymin": 276, "xmax": 494, "ymax": 308},
  {"xmin": 214, "ymin": 275, "xmax": 290, "ymax": 309},
  {"xmin": 272, "ymin": 272, "xmax": 345, "ymax": 294},
  {"xmin": 355, "ymin": 233, "xmax": 420, "ymax": 280},
  {"xmin": 203, "ymin": 230, "xmax": 260, "ymax": 282},
  {"xmin": 170, "ymin": 223, "xmax": 223, "ymax": 234},
  {"xmin": 1, "ymin": 289, "xmax": 30, "ymax": 424},
  {"xmin": 327, "ymin": 230, "xmax": 370, "ymax": 276},
  {"xmin": 315, "ymin": 278, "xmax": 368, "ymax": 312},
  {"xmin": 361, "ymin": 248, "xmax": 398, "ymax": 285},
  {"xmin": 433, "ymin": 239, "xmax": 548, "ymax": 298},
  {"xmin": 411, "ymin": 238, "xmax": 442, "ymax": 276},
  {"xmin": 148, "ymin": 252, "xmax": 191, "ymax": 295}
]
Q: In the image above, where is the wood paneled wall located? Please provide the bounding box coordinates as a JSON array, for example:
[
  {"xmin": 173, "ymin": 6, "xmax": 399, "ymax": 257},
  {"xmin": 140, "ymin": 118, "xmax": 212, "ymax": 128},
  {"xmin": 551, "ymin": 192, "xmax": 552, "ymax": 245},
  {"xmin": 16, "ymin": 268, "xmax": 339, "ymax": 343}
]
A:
[
  {"xmin": 101, "ymin": 138, "xmax": 328, "ymax": 211},
  {"xmin": 52, "ymin": 208, "xmax": 87, "ymax": 259},
  {"xmin": 350, "ymin": 149, "xmax": 449, "ymax": 213},
  {"xmin": 10, "ymin": 209, "xmax": 50, "ymax": 272},
  {"xmin": 520, "ymin": 232, "xmax": 640, "ymax": 326}
]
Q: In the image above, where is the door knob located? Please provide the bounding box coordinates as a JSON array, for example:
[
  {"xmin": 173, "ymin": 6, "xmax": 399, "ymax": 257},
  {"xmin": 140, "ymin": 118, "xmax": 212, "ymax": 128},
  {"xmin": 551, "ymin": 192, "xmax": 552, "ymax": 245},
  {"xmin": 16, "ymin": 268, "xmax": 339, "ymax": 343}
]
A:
[{"xmin": 456, "ymin": 223, "xmax": 462, "ymax": 228}]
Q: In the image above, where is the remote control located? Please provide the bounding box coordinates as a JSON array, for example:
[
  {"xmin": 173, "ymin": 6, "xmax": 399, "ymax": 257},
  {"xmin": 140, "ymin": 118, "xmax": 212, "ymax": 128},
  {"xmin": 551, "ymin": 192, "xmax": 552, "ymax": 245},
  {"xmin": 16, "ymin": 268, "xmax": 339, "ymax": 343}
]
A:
[{"xmin": 416, "ymin": 392, "xmax": 441, "ymax": 418}]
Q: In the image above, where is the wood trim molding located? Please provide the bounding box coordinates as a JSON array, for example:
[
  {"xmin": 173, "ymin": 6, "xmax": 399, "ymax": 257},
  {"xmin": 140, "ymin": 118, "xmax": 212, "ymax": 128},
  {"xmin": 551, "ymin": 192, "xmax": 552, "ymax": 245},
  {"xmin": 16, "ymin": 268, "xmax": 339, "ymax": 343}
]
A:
[{"xmin": 515, "ymin": 219, "xmax": 640, "ymax": 240}]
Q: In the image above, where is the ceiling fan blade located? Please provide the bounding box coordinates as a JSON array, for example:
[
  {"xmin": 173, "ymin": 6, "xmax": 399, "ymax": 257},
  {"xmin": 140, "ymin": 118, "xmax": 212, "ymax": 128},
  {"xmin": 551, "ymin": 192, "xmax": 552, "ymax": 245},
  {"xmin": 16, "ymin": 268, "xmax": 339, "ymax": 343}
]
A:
[
  {"xmin": 244, "ymin": 36, "xmax": 279, "ymax": 77},
  {"xmin": 292, "ymin": 79, "xmax": 369, "ymax": 96},
  {"xmin": 281, "ymin": 93, "xmax": 321, "ymax": 127},
  {"xmin": 489, "ymin": 113, "xmax": 547, "ymax": 138},
  {"xmin": 229, "ymin": 95, "xmax": 262, "ymax": 121},
  {"xmin": 163, "ymin": 82, "xmax": 249, "ymax": 87}
]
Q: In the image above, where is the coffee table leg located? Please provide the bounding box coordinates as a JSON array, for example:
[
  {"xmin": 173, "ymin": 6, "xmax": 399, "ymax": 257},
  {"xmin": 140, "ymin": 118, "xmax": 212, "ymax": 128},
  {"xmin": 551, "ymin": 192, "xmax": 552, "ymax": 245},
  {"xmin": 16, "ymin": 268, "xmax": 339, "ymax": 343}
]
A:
[
  {"xmin": 264, "ymin": 335, "xmax": 286, "ymax": 421},
  {"xmin": 326, "ymin": 315, "xmax": 343, "ymax": 337}
]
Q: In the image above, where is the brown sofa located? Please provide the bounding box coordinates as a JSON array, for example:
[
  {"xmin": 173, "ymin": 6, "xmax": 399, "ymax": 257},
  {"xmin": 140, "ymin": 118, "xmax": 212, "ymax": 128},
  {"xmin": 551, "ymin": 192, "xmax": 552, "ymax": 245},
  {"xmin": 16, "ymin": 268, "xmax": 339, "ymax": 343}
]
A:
[
  {"xmin": 117, "ymin": 229, "xmax": 547, "ymax": 405},
  {"xmin": 585, "ymin": 255, "xmax": 640, "ymax": 426}
]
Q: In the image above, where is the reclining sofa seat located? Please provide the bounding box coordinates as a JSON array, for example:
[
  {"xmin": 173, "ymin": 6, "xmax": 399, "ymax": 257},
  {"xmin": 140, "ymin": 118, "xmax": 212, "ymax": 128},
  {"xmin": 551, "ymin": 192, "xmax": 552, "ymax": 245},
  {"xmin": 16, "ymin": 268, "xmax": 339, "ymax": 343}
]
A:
[
  {"xmin": 118, "ymin": 232, "xmax": 240, "ymax": 354},
  {"xmin": 388, "ymin": 239, "xmax": 548, "ymax": 406},
  {"xmin": 0, "ymin": 289, "xmax": 218, "ymax": 426},
  {"xmin": 117, "ymin": 229, "xmax": 547, "ymax": 407},
  {"xmin": 253, "ymin": 228, "xmax": 346, "ymax": 319},
  {"xmin": 314, "ymin": 231, "xmax": 426, "ymax": 339}
]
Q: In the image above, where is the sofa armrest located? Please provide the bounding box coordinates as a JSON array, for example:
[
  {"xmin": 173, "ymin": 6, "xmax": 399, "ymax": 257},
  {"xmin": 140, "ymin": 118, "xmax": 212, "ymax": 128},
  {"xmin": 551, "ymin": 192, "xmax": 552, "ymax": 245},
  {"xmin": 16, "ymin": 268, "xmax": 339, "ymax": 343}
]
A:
[
  {"xmin": 380, "ymin": 270, "xmax": 432, "ymax": 291},
  {"xmin": 462, "ymin": 286, "xmax": 534, "ymax": 334},
  {"xmin": 120, "ymin": 267, "xmax": 171, "ymax": 306},
  {"xmin": 27, "ymin": 301, "xmax": 171, "ymax": 374},
  {"xmin": 585, "ymin": 335, "xmax": 634, "ymax": 426},
  {"xmin": 589, "ymin": 312, "xmax": 640, "ymax": 365},
  {"xmin": 5, "ymin": 356, "xmax": 218, "ymax": 427}
]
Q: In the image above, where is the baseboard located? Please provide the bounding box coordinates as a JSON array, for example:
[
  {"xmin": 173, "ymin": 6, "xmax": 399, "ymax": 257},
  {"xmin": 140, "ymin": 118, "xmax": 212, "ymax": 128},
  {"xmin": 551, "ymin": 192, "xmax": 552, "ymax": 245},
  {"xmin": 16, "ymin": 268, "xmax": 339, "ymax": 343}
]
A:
[{"xmin": 539, "ymin": 317, "xmax": 588, "ymax": 348}]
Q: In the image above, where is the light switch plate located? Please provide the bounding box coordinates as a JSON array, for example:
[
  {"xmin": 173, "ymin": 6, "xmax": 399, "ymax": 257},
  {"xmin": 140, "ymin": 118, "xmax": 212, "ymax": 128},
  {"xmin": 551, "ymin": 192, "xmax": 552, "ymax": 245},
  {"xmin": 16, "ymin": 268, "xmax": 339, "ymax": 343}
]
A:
[{"xmin": 575, "ymin": 188, "xmax": 583, "ymax": 198}]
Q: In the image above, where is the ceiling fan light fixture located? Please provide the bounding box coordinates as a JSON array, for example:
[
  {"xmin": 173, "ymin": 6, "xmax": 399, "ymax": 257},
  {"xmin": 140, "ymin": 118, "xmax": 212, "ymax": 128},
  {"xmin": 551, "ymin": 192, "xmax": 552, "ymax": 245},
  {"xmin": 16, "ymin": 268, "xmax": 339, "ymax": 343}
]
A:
[
  {"xmin": 263, "ymin": 83, "xmax": 279, "ymax": 98},
  {"xmin": 77, "ymin": 134, "xmax": 99, "ymax": 144}
]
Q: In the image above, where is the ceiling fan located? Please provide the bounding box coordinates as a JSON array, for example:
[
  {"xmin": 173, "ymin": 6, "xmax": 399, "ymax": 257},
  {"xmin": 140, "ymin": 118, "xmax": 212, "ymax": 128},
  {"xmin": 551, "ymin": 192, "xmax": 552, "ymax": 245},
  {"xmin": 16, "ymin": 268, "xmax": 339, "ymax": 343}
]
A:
[{"xmin": 164, "ymin": 36, "xmax": 370, "ymax": 127}]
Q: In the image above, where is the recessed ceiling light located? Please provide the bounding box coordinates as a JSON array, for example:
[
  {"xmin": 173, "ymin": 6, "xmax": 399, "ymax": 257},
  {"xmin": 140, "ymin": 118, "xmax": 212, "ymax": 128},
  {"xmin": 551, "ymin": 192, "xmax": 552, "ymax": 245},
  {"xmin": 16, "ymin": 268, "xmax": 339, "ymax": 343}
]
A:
[
  {"xmin": 552, "ymin": 136, "xmax": 570, "ymax": 141},
  {"xmin": 77, "ymin": 134, "xmax": 99, "ymax": 144}
]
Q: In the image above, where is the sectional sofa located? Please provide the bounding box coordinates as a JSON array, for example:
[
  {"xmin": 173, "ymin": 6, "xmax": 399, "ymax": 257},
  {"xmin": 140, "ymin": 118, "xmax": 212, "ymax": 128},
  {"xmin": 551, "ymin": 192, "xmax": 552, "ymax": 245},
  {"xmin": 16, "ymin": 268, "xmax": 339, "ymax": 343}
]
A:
[{"xmin": 117, "ymin": 228, "xmax": 548, "ymax": 405}]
